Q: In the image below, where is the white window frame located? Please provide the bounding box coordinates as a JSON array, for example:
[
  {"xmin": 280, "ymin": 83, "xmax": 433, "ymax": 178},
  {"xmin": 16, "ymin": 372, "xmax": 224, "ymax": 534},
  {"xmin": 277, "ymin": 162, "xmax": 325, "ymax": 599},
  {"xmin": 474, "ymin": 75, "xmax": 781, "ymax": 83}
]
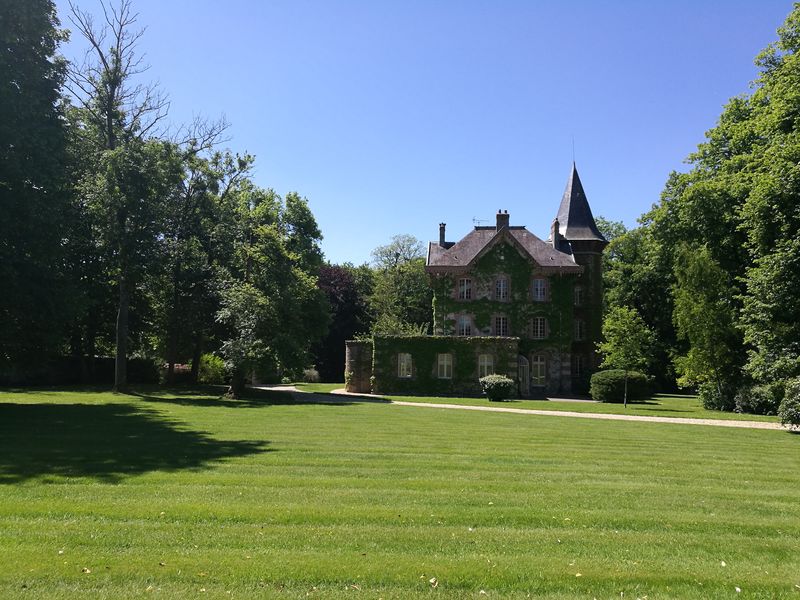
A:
[
  {"xmin": 397, "ymin": 353, "xmax": 412, "ymax": 378},
  {"xmin": 574, "ymin": 285, "xmax": 584, "ymax": 306},
  {"xmin": 495, "ymin": 277, "xmax": 509, "ymax": 301},
  {"xmin": 437, "ymin": 353, "xmax": 453, "ymax": 379},
  {"xmin": 572, "ymin": 354, "xmax": 585, "ymax": 377},
  {"xmin": 458, "ymin": 278, "xmax": 472, "ymax": 300},
  {"xmin": 531, "ymin": 354, "xmax": 547, "ymax": 386},
  {"xmin": 495, "ymin": 315, "xmax": 509, "ymax": 337},
  {"xmin": 457, "ymin": 315, "xmax": 472, "ymax": 336},
  {"xmin": 574, "ymin": 319, "xmax": 586, "ymax": 341},
  {"xmin": 532, "ymin": 278, "xmax": 547, "ymax": 302},
  {"xmin": 531, "ymin": 316, "xmax": 547, "ymax": 340},
  {"xmin": 478, "ymin": 354, "xmax": 494, "ymax": 378}
]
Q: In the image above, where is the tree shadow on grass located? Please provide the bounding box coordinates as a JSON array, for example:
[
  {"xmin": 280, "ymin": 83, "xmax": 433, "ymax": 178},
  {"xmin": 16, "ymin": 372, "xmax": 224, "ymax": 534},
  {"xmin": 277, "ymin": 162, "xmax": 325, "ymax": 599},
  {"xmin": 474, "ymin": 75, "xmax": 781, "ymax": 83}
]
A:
[
  {"xmin": 0, "ymin": 403, "xmax": 271, "ymax": 484},
  {"xmin": 128, "ymin": 386, "xmax": 370, "ymax": 409}
]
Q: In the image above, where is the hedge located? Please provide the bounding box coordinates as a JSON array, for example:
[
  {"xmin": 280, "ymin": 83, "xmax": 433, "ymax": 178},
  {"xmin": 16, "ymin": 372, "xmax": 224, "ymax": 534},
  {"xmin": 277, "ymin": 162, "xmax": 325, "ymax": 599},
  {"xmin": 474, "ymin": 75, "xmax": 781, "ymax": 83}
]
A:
[{"xmin": 589, "ymin": 369, "xmax": 650, "ymax": 403}]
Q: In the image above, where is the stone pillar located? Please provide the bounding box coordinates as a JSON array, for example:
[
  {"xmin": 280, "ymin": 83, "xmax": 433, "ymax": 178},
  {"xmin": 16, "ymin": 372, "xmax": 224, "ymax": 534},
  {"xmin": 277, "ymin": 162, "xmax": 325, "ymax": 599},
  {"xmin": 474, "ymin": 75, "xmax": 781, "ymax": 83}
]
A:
[{"xmin": 345, "ymin": 340, "xmax": 373, "ymax": 394}]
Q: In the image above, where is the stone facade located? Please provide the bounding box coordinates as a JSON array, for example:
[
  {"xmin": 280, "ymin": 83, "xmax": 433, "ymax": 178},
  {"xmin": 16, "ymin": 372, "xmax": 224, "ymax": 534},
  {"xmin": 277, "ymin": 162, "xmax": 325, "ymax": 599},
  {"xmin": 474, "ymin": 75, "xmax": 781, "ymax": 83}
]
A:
[{"xmin": 343, "ymin": 165, "xmax": 606, "ymax": 398}]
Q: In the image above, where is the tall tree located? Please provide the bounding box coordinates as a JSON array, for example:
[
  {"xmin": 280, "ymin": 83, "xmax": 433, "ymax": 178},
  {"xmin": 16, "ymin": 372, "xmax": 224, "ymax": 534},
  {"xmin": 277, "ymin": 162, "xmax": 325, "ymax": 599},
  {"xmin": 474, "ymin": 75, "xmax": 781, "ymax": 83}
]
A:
[
  {"xmin": 216, "ymin": 183, "xmax": 328, "ymax": 397},
  {"xmin": 66, "ymin": 0, "xmax": 172, "ymax": 390},
  {"xmin": 0, "ymin": 0, "xmax": 70, "ymax": 367},
  {"xmin": 672, "ymin": 245, "xmax": 744, "ymax": 408},
  {"xmin": 312, "ymin": 263, "xmax": 373, "ymax": 381}
]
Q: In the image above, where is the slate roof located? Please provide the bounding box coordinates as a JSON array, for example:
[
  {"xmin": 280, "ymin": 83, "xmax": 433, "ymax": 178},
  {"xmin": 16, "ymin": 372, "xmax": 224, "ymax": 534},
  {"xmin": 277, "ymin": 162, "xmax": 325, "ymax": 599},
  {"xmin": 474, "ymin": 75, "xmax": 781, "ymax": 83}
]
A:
[
  {"xmin": 426, "ymin": 225, "xmax": 582, "ymax": 273},
  {"xmin": 555, "ymin": 163, "xmax": 607, "ymax": 242}
]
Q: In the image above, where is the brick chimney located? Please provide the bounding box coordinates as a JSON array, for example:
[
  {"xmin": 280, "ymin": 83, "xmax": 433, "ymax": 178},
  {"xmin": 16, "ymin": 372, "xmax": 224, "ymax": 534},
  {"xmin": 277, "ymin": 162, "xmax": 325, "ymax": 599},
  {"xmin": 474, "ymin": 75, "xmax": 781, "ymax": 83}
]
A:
[
  {"xmin": 439, "ymin": 223, "xmax": 446, "ymax": 246},
  {"xmin": 550, "ymin": 218, "xmax": 560, "ymax": 248},
  {"xmin": 496, "ymin": 210, "xmax": 509, "ymax": 230}
]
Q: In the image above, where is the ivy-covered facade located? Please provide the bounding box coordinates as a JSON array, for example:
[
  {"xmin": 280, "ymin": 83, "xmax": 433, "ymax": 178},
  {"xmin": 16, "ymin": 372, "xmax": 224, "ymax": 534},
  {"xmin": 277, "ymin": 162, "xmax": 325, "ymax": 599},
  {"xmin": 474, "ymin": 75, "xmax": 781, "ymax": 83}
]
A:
[{"xmin": 345, "ymin": 165, "xmax": 606, "ymax": 397}]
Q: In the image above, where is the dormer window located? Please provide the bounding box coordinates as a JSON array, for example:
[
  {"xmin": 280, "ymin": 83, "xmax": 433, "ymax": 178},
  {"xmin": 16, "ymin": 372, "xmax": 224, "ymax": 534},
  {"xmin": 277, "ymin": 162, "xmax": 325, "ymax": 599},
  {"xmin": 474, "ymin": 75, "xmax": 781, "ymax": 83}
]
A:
[
  {"xmin": 495, "ymin": 277, "xmax": 508, "ymax": 301},
  {"xmin": 532, "ymin": 278, "xmax": 548, "ymax": 302},
  {"xmin": 458, "ymin": 278, "xmax": 472, "ymax": 300}
]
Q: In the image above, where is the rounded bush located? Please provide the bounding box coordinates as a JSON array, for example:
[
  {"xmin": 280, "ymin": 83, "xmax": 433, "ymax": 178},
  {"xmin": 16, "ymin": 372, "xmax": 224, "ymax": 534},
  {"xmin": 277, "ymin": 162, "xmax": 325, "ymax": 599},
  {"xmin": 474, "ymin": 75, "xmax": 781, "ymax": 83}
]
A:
[
  {"xmin": 698, "ymin": 381, "xmax": 736, "ymax": 411},
  {"xmin": 197, "ymin": 353, "xmax": 226, "ymax": 384},
  {"xmin": 778, "ymin": 378, "xmax": 800, "ymax": 431},
  {"xmin": 734, "ymin": 383, "xmax": 782, "ymax": 415},
  {"xmin": 480, "ymin": 374, "xmax": 516, "ymax": 401},
  {"xmin": 589, "ymin": 369, "xmax": 650, "ymax": 403},
  {"xmin": 303, "ymin": 368, "xmax": 321, "ymax": 383}
]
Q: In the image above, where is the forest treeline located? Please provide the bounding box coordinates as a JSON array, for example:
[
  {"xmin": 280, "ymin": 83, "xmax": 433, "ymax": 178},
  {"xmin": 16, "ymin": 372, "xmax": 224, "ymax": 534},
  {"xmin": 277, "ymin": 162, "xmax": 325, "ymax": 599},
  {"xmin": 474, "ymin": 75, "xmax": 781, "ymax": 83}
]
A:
[
  {"xmin": 1, "ymin": 0, "xmax": 332, "ymax": 395},
  {"xmin": 3, "ymin": 0, "xmax": 800, "ymax": 410},
  {"xmin": 599, "ymin": 5, "xmax": 800, "ymax": 412}
]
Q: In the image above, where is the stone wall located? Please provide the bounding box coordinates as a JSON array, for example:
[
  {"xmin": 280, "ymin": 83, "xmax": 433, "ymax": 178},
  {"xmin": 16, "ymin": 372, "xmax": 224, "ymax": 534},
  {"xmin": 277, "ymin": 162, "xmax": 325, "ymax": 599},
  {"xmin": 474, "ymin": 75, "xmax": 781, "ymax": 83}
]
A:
[{"xmin": 344, "ymin": 340, "xmax": 373, "ymax": 393}]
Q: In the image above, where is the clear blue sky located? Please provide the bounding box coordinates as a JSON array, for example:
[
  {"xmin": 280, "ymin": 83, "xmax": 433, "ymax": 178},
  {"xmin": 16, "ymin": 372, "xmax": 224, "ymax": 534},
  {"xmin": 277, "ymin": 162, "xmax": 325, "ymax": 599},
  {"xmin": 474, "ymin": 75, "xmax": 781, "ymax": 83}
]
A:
[{"xmin": 54, "ymin": 0, "xmax": 793, "ymax": 264}]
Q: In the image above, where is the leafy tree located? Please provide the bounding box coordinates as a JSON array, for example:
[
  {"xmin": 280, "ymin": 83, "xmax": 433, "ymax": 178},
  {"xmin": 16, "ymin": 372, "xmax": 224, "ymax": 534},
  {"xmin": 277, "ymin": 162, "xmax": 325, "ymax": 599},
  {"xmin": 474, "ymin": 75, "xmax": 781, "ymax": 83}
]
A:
[
  {"xmin": 672, "ymin": 245, "xmax": 744, "ymax": 407},
  {"xmin": 0, "ymin": 0, "xmax": 70, "ymax": 367},
  {"xmin": 312, "ymin": 263, "xmax": 373, "ymax": 381},
  {"xmin": 594, "ymin": 216, "xmax": 626, "ymax": 242},
  {"xmin": 368, "ymin": 235, "xmax": 432, "ymax": 335},
  {"xmin": 370, "ymin": 234, "xmax": 425, "ymax": 268},
  {"xmin": 66, "ymin": 0, "xmax": 174, "ymax": 390},
  {"xmin": 597, "ymin": 306, "xmax": 655, "ymax": 407},
  {"xmin": 216, "ymin": 183, "xmax": 328, "ymax": 397}
]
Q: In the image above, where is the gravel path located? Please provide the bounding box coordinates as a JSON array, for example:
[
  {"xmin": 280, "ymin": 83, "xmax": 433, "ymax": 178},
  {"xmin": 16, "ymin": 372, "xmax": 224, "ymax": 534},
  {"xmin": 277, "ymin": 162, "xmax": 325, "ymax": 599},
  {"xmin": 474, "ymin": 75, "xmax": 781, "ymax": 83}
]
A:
[{"xmin": 260, "ymin": 386, "xmax": 787, "ymax": 431}]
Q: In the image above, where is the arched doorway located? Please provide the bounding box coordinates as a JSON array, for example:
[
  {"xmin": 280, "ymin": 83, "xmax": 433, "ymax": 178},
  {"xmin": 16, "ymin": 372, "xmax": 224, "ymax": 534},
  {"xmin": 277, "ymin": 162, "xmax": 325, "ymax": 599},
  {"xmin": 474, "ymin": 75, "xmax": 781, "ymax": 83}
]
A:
[{"xmin": 518, "ymin": 355, "xmax": 530, "ymax": 396}]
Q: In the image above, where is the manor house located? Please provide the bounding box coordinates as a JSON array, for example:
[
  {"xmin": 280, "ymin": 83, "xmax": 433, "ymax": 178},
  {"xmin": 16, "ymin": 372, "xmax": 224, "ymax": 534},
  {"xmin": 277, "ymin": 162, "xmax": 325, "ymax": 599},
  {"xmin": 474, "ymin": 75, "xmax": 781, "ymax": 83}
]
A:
[{"xmin": 345, "ymin": 164, "xmax": 607, "ymax": 397}]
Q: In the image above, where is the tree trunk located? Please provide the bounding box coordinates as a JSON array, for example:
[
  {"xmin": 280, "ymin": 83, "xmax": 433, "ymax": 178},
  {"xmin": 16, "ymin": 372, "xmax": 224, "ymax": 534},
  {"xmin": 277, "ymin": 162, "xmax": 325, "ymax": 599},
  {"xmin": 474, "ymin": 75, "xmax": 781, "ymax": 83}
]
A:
[
  {"xmin": 227, "ymin": 369, "xmax": 246, "ymax": 399},
  {"xmin": 624, "ymin": 370, "xmax": 628, "ymax": 408},
  {"xmin": 166, "ymin": 264, "xmax": 181, "ymax": 384},
  {"xmin": 114, "ymin": 273, "xmax": 129, "ymax": 392},
  {"xmin": 189, "ymin": 335, "xmax": 202, "ymax": 385}
]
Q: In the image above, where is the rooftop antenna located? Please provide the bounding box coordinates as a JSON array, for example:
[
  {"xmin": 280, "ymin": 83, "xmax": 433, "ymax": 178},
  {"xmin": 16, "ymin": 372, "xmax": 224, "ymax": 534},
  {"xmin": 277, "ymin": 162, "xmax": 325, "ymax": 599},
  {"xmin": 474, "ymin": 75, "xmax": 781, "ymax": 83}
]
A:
[{"xmin": 472, "ymin": 216, "xmax": 488, "ymax": 226}]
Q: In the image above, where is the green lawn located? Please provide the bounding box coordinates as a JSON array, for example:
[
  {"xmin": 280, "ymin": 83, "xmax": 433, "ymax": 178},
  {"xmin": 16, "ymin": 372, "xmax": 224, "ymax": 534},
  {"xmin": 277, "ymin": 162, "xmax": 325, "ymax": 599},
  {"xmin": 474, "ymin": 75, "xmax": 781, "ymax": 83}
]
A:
[
  {"xmin": 296, "ymin": 384, "xmax": 779, "ymax": 422},
  {"xmin": 1, "ymin": 386, "xmax": 798, "ymax": 598}
]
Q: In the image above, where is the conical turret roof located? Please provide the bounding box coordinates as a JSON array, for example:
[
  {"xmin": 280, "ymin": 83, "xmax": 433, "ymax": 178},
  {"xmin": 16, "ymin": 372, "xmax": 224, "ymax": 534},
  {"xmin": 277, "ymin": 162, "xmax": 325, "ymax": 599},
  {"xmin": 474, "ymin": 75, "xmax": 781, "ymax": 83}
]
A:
[{"xmin": 555, "ymin": 163, "xmax": 606, "ymax": 242}]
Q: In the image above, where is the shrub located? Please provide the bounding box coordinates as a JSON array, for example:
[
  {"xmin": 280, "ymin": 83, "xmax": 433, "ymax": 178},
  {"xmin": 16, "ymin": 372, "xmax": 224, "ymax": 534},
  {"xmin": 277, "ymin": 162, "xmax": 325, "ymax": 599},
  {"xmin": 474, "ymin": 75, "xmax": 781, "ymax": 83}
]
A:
[
  {"xmin": 589, "ymin": 369, "xmax": 650, "ymax": 403},
  {"xmin": 698, "ymin": 381, "xmax": 736, "ymax": 411},
  {"xmin": 734, "ymin": 383, "xmax": 782, "ymax": 415},
  {"xmin": 302, "ymin": 368, "xmax": 320, "ymax": 383},
  {"xmin": 479, "ymin": 374, "xmax": 516, "ymax": 401},
  {"xmin": 197, "ymin": 353, "xmax": 226, "ymax": 385},
  {"xmin": 778, "ymin": 378, "xmax": 800, "ymax": 431}
]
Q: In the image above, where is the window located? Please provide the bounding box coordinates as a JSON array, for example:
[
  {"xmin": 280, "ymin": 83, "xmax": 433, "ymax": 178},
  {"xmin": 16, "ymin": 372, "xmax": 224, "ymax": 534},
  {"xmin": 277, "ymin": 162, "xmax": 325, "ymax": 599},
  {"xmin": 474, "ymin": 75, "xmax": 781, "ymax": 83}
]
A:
[
  {"xmin": 574, "ymin": 319, "xmax": 586, "ymax": 341},
  {"xmin": 478, "ymin": 354, "xmax": 494, "ymax": 378},
  {"xmin": 495, "ymin": 315, "xmax": 509, "ymax": 337},
  {"xmin": 457, "ymin": 315, "xmax": 472, "ymax": 336},
  {"xmin": 437, "ymin": 353, "xmax": 453, "ymax": 379},
  {"xmin": 531, "ymin": 354, "xmax": 547, "ymax": 386},
  {"xmin": 397, "ymin": 353, "xmax": 412, "ymax": 378},
  {"xmin": 532, "ymin": 278, "xmax": 547, "ymax": 301},
  {"xmin": 574, "ymin": 285, "xmax": 584, "ymax": 306},
  {"xmin": 531, "ymin": 316, "xmax": 548, "ymax": 340},
  {"xmin": 458, "ymin": 278, "xmax": 472, "ymax": 300},
  {"xmin": 572, "ymin": 354, "xmax": 585, "ymax": 377},
  {"xmin": 495, "ymin": 277, "xmax": 508, "ymax": 301}
]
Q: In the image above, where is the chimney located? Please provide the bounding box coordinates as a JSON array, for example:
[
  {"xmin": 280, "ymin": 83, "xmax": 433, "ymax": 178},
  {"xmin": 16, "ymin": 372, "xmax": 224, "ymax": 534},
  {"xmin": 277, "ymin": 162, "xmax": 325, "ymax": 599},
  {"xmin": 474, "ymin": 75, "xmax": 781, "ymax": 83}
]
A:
[
  {"xmin": 550, "ymin": 218, "xmax": 560, "ymax": 247},
  {"xmin": 439, "ymin": 223, "xmax": 446, "ymax": 246},
  {"xmin": 496, "ymin": 209, "xmax": 510, "ymax": 230}
]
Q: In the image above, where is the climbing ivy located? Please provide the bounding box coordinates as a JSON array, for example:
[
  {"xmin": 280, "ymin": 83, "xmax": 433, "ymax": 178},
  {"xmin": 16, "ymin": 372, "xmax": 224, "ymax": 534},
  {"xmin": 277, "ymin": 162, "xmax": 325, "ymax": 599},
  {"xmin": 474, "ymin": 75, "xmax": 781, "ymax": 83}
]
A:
[
  {"xmin": 371, "ymin": 335, "xmax": 517, "ymax": 396},
  {"xmin": 430, "ymin": 242, "xmax": 578, "ymax": 357}
]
